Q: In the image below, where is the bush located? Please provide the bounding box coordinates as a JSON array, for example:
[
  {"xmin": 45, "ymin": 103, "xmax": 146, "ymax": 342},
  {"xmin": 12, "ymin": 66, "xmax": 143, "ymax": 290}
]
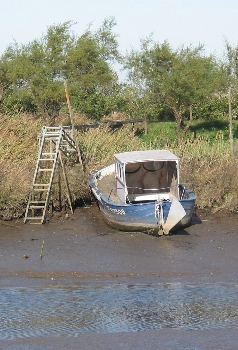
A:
[{"xmin": 1, "ymin": 114, "xmax": 238, "ymax": 219}]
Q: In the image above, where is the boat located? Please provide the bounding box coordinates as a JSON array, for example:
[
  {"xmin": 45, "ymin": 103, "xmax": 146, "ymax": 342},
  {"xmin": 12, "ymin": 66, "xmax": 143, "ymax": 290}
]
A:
[{"xmin": 88, "ymin": 149, "xmax": 196, "ymax": 235}]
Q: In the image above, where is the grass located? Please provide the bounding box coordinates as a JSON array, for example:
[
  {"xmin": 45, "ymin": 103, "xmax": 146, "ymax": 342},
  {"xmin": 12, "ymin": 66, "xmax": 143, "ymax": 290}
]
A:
[
  {"xmin": 0, "ymin": 114, "xmax": 142, "ymax": 218},
  {"xmin": 141, "ymin": 119, "xmax": 238, "ymax": 212},
  {"xmin": 0, "ymin": 113, "xmax": 238, "ymax": 218},
  {"xmin": 141, "ymin": 118, "xmax": 238, "ymax": 145}
]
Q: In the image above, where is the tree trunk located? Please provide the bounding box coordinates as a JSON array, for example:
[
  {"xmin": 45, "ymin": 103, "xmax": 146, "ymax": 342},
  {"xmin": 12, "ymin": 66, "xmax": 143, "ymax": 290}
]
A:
[
  {"xmin": 0, "ymin": 85, "xmax": 3, "ymax": 101},
  {"xmin": 172, "ymin": 106, "xmax": 182, "ymax": 145},
  {"xmin": 228, "ymin": 86, "xmax": 234, "ymax": 157},
  {"xmin": 175, "ymin": 115, "xmax": 182, "ymax": 146},
  {"xmin": 182, "ymin": 105, "xmax": 193, "ymax": 140}
]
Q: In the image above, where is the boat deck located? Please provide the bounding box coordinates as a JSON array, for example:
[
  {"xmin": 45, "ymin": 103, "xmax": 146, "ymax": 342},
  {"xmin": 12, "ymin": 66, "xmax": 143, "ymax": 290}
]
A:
[{"xmin": 97, "ymin": 173, "xmax": 120, "ymax": 203}]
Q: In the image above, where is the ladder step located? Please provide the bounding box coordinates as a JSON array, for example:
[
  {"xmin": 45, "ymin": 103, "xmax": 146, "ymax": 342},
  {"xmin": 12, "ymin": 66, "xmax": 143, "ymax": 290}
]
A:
[
  {"xmin": 42, "ymin": 153, "xmax": 57, "ymax": 156},
  {"xmin": 39, "ymin": 169, "xmax": 53, "ymax": 172},
  {"xmin": 44, "ymin": 130, "xmax": 61, "ymax": 133},
  {"xmin": 29, "ymin": 205, "xmax": 45, "ymax": 209},
  {"xmin": 39, "ymin": 158, "xmax": 55, "ymax": 161},
  {"xmin": 44, "ymin": 127, "xmax": 61, "ymax": 130},
  {"xmin": 33, "ymin": 184, "xmax": 50, "ymax": 187},
  {"xmin": 25, "ymin": 217, "xmax": 44, "ymax": 220},
  {"xmin": 44, "ymin": 134, "xmax": 61, "ymax": 137}
]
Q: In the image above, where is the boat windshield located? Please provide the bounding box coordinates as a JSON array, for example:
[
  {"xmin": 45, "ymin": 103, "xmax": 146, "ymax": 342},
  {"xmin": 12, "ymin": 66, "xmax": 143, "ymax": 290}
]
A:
[{"xmin": 124, "ymin": 160, "xmax": 178, "ymax": 201}]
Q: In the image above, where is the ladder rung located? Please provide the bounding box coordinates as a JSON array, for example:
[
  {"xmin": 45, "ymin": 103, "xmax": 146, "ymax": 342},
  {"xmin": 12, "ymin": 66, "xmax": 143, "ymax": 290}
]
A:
[
  {"xmin": 44, "ymin": 134, "xmax": 61, "ymax": 137},
  {"xmin": 39, "ymin": 169, "xmax": 53, "ymax": 172},
  {"xmin": 42, "ymin": 153, "xmax": 57, "ymax": 155},
  {"xmin": 29, "ymin": 201, "xmax": 47, "ymax": 203},
  {"xmin": 44, "ymin": 125, "xmax": 61, "ymax": 130},
  {"xmin": 33, "ymin": 184, "xmax": 50, "ymax": 187},
  {"xmin": 29, "ymin": 205, "xmax": 45, "ymax": 209},
  {"xmin": 32, "ymin": 189, "xmax": 48, "ymax": 192},
  {"xmin": 44, "ymin": 130, "xmax": 61, "ymax": 133},
  {"xmin": 39, "ymin": 158, "xmax": 55, "ymax": 161},
  {"xmin": 44, "ymin": 127, "xmax": 61, "ymax": 130}
]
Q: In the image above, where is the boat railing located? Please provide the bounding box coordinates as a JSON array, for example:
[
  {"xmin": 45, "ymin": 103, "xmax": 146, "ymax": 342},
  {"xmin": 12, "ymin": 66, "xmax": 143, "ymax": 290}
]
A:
[
  {"xmin": 126, "ymin": 182, "xmax": 194, "ymax": 193},
  {"xmin": 124, "ymin": 183, "xmax": 194, "ymax": 202},
  {"xmin": 106, "ymin": 183, "xmax": 194, "ymax": 202},
  {"xmin": 127, "ymin": 185, "xmax": 173, "ymax": 192}
]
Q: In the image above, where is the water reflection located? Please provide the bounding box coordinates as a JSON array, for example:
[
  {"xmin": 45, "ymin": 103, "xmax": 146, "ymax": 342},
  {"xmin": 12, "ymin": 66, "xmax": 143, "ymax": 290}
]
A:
[{"xmin": 1, "ymin": 282, "xmax": 238, "ymax": 340}]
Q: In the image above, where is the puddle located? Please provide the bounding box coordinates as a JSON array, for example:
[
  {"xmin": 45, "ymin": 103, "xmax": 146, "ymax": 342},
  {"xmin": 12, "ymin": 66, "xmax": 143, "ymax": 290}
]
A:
[{"xmin": 1, "ymin": 282, "xmax": 238, "ymax": 340}]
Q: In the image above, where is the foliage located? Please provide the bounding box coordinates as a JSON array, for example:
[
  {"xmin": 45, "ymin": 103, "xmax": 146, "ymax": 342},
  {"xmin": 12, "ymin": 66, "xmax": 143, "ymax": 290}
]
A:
[
  {"xmin": 1, "ymin": 112, "xmax": 238, "ymax": 217},
  {"xmin": 222, "ymin": 41, "xmax": 238, "ymax": 122},
  {"xmin": 0, "ymin": 19, "xmax": 122, "ymax": 122},
  {"xmin": 124, "ymin": 39, "xmax": 225, "ymax": 144},
  {"xmin": 223, "ymin": 40, "xmax": 238, "ymax": 88},
  {"xmin": 191, "ymin": 95, "xmax": 228, "ymax": 120},
  {"xmin": 140, "ymin": 121, "xmax": 177, "ymax": 147},
  {"xmin": 139, "ymin": 119, "xmax": 238, "ymax": 212}
]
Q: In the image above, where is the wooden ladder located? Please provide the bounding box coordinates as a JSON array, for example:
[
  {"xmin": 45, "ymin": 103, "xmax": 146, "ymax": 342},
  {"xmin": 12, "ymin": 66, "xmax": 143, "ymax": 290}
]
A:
[{"xmin": 24, "ymin": 126, "xmax": 77, "ymax": 224}]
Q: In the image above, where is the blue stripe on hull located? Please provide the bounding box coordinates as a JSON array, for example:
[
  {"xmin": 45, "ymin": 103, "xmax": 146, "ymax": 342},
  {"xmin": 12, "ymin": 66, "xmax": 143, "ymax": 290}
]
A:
[{"xmin": 97, "ymin": 195, "xmax": 196, "ymax": 233}]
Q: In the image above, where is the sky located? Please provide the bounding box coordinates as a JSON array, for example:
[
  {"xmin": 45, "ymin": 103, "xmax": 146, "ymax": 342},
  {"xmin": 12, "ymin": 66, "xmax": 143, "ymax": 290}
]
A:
[{"xmin": 0, "ymin": 0, "xmax": 238, "ymax": 78}]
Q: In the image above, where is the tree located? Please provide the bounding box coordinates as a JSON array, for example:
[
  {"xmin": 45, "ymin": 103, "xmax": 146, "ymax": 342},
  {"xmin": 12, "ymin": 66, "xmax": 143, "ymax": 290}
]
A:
[
  {"xmin": 0, "ymin": 18, "xmax": 122, "ymax": 121},
  {"xmin": 124, "ymin": 39, "xmax": 224, "ymax": 144},
  {"xmin": 222, "ymin": 40, "xmax": 238, "ymax": 156}
]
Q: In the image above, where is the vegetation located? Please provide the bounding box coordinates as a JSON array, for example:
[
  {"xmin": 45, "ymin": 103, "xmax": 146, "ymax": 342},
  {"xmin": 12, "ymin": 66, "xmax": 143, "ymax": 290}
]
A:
[
  {"xmin": 124, "ymin": 40, "xmax": 225, "ymax": 144},
  {"xmin": 1, "ymin": 19, "xmax": 238, "ymax": 219},
  {"xmin": 0, "ymin": 113, "xmax": 142, "ymax": 219},
  {"xmin": 0, "ymin": 113, "xmax": 238, "ymax": 220},
  {"xmin": 0, "ymin": 19, "xmax": 124, "ymax": 121}
]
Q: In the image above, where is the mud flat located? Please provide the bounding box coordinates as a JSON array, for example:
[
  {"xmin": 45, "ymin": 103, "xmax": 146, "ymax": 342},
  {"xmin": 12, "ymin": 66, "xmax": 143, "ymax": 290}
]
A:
[{"xmin": 1, "ymin": 204, "xmax": 238, "ymax": 349}]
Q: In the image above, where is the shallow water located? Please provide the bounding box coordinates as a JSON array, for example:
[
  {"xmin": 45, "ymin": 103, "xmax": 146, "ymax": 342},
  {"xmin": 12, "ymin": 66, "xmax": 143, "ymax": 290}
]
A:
[{"xmin": 1, "ymin": 282, "xmax": 238, "ymax": 340}]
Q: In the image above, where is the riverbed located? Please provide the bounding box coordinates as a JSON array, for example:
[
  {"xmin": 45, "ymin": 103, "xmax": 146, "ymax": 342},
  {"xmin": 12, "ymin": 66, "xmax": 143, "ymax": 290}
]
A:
[{"xmin": 1, "ymin": 204, "xmax": 238, "ymax": 349}]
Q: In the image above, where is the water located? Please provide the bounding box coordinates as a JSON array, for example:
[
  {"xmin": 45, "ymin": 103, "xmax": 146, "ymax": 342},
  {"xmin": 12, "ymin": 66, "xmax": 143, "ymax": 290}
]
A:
[{"xmin": 1, "ymin": 282, "xmax": 238, "ymax": 340}]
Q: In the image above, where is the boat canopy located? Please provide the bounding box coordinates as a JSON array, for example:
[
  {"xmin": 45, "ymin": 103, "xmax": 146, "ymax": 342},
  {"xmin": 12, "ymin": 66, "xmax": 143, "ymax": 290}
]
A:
[
  {"xmin": 114, "ymin": 150, "xmax": 179, "ymax": 163},
  {"xmin": 114, "ymin": 150, "xmax": 180, "ymax": 203}
]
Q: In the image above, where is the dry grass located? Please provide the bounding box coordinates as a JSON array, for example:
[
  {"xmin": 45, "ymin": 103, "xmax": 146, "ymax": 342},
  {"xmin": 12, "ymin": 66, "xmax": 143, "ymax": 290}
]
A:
[
  {"xmin": 1, "ymin": 112, "xmax": 238, "ymax": 218},
  {"xmin": 0, "ymin": 114, "xmax": 42, "ymax": 162},
  {"xmin": 0, "ymin": 114, "xmax": 43, "ymax": 218},
  {"xmin": 168, "ymin": 137, "xmax": 238, "ymax": 212},
  {"xmin": 0, "ymin": 115, "xmax": 142, "ymax": 218},
  {"xmin": 79, "ymin": 125, "xmax": 142, "ymax": 173}
]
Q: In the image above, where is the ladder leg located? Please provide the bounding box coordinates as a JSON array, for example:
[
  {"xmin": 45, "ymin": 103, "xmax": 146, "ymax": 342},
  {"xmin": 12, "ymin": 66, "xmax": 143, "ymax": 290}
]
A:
[
  {"xmin": 59, "ymin": 152, "xmax": 74, "ymax": 214},
  {"xmin": 25, "ymin": 126, "xmax": 78, "ymax": 223}
]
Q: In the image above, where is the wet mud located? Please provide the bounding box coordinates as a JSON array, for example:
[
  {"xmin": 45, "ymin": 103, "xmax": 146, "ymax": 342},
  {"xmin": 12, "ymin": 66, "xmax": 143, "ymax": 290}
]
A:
[{"xmin": 1, "ymin": 204, "xmax": 238, "ymax": 349}]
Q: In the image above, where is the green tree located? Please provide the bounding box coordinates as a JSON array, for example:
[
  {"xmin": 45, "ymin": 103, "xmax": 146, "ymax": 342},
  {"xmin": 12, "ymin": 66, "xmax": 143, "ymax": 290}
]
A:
[
  {"xmin": 124, "ymin": 39, "xmax": 224, "ymax": 144},
  {"xmin": 223, "ymin": 40, "xmax": 238, "ymax": 117},
  {"xmin": 222, "ymin": 40, "xmax": 238, "ymax": 156},
  {"xmin": 224, "ymin": 40, "xmax": 238, "ymax": 85},
  {"xmin": 0, "ymin": 18, "xmax": 122, "ymax": 121}
]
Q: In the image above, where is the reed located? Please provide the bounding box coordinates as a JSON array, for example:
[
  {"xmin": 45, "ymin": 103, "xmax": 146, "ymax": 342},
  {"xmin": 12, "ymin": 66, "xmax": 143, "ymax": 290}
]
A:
[
  {"xmin": 60, "ymin": 125, "xmax": 143, "ymax": 204},
  {"xmin": 143, "ymin": 135, "xmax": 238, "ymax": 212},
  {"xmin": 0, "ymin": 113, "xmax": 238, "ymax": 218},
  {"xmin": 78, "ymin": 125, "xmax": 142, "ymax": 172}
]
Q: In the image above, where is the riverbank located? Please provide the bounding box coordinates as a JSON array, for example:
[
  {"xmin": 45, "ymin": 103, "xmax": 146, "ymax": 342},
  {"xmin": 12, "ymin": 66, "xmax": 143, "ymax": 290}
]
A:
[{"xmin": 1, "ymin": 204, "xmax": 238, "ymax": 349}]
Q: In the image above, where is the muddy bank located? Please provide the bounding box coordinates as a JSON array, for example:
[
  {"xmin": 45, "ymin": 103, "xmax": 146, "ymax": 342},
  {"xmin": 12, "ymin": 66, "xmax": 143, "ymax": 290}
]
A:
[{"xmin": 1, "ymin": 204, "xmax": 238, "ymax": 349}]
